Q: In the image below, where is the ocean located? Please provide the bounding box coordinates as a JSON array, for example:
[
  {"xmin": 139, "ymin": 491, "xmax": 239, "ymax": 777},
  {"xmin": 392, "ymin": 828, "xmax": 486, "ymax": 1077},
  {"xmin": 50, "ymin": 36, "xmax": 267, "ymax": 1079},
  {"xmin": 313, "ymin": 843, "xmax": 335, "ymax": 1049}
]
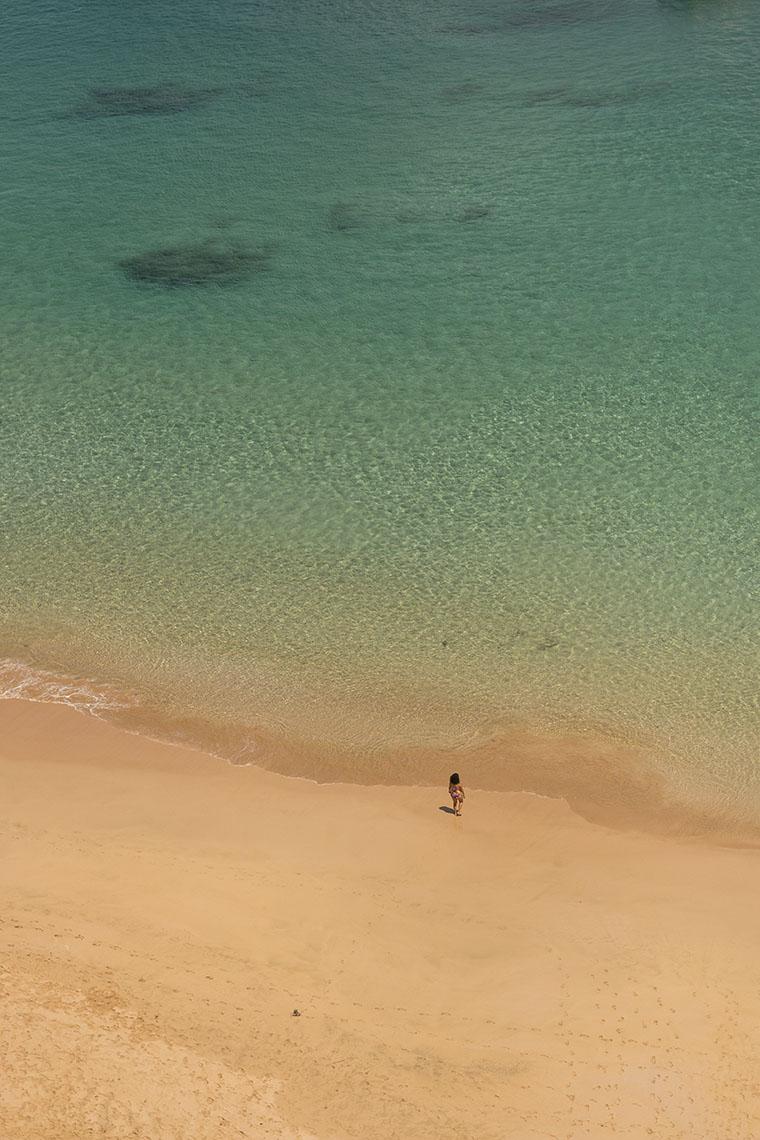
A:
[{"xmin": 1, "ymin": 0, "xmax": 757, "ymax": 825}]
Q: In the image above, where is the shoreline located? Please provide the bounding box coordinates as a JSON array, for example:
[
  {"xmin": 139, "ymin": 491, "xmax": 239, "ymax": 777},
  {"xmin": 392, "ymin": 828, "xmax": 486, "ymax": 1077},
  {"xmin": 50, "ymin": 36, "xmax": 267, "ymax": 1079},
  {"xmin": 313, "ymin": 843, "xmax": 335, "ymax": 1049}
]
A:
[
  {"xmin": 1, "ymin": 654, "xmax": 758, "ymax": 842},
  {"xmin": 2, "ymin": 696, "xmax": 760, "ymax": 1138}
]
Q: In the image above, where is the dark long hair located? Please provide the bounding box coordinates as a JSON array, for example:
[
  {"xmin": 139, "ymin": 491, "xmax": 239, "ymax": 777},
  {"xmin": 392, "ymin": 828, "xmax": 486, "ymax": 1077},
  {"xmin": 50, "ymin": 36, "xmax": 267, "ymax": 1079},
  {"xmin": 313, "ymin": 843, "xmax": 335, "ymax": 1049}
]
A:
[{"xmin": 449, "ymin": 772, "xmax": 460, "ymax": 785}]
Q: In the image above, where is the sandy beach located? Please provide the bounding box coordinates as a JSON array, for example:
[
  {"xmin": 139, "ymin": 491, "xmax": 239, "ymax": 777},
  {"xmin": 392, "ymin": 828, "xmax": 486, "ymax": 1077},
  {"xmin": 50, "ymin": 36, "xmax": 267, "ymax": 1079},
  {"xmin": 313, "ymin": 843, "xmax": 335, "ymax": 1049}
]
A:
[{"xmin": 1, "ymin": 697, "xmax": 759, "ymax": 1139}]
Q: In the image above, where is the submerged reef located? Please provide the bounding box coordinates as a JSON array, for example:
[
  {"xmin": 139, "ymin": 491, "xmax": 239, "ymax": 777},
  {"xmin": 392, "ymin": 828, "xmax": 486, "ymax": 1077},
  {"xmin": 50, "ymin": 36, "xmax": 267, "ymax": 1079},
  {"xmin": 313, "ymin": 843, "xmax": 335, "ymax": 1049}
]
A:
[
  {"xmin": 325, "ymin": 197, "xmax": 493, "ymax": 229},
  {"xmin": 522, "ymin": 86, "xmax": 574, "ymax": 106},
  {"xmin": 457, "ymin": 205, "xmax": 493, "ymax": 223},
  {"xmin": 657, "ymin": 0, "xmax": 723, "ymax": 9},
  {"xmin": 236, "ymin": 77, "xmax": 273, "ymax": 98},
  {"xmin": 505, "ymin": 0, "xmax": 614, "ymax": 29},
  {"xmin": 439, "ymin": 0, "xmax": 614, "ymax": 34},
  {"xmin": 70, "ymin": 84, "xmax": 224, "ymax": 118},
  {"xmin": 439, "ymin": 81, "xmax": 484, "ymax": 104},
  {"xmin": 437, "ymin": 23, "xmax": 499, "ymax": 35},
  {"xmin": 522, "ymin": 81, "xmax": 671, "ymax": 110},
  {"xmin": 207, "ymin": 215, "xmax": 246, "ymax": 232},
  {"xmin": 326, "ymin": 202, "xmax": 368, "ymax": 232},
  {"xmin": 322, "ymin": 194, "xmax": 498, "ymax": 231},
  {"xmin": 119, "ymin": 238, "xmax": 276, "ymax": 286},
  {"xmin": 394, "ymin": 209, "xmax": 432, "ymax": 225}
]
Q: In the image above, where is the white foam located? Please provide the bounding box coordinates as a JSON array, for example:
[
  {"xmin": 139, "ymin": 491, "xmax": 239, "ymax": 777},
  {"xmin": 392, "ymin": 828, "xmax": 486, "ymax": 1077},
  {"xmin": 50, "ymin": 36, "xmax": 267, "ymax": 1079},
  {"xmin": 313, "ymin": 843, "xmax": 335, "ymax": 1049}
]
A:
[{"xmin": 0, "ymin": 658, "xmax": 132, "ymax": 715}]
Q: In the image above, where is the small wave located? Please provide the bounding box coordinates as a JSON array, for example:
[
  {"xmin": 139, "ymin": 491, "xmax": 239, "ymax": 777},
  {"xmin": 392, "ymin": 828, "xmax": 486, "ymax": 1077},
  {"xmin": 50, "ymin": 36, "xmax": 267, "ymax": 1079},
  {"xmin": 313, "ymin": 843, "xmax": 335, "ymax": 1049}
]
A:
[
  {"xmin": 0, "ymin": 656, "xmax": 268, "ymax": 767},
  {"xmin": 0, "ymin": 658, "xmax": 133, "ymax": 715}
]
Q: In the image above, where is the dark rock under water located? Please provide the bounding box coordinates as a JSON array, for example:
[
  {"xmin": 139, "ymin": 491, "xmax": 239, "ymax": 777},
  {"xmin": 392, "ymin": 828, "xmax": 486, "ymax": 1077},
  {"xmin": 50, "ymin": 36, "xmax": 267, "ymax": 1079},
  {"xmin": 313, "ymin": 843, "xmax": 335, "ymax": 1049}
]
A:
[
  {"xmin": 439, "ymin": 0, "xmax": 615, "ymax": 35},
  {"xmin": 439, "ymin": 81, "xmax": 484, "ymax": 104},
  {"xmin": 71, "ymin": 84, "xmax": 224, "ymax": 118},
  {"xmin": 505, "ymin": 0, "xmax": 616, "ymax": 30},
  {"xmin": 326, "ymin": 202, "xmax": 368, "ymax": 233},
  {"xmin": 119, "ymin": 239, "xmax": 277, "ymax": 286},
  {"xmin": 522, "ymin": 80, "xmax": 671, "ymax": 110},
  {"xmin": 457, "ymin": 205, "xmax": 494, "ymax": 223}
]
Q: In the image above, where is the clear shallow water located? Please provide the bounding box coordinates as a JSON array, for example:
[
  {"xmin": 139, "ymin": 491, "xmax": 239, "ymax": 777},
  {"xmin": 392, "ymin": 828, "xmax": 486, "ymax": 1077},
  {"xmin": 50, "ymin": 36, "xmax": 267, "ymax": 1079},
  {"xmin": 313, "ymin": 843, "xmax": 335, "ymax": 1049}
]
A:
[{"xmin": 0, "ymin": 0, "xmax": 757, "ymax": 821}]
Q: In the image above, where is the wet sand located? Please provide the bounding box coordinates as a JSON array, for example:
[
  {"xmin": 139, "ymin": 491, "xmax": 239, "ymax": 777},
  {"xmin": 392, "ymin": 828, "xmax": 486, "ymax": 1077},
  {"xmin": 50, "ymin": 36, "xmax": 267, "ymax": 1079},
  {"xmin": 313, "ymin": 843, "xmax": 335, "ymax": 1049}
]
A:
[{"xmin": 1, "ymin": 698, "xmax": 759, "ymax": 1138}]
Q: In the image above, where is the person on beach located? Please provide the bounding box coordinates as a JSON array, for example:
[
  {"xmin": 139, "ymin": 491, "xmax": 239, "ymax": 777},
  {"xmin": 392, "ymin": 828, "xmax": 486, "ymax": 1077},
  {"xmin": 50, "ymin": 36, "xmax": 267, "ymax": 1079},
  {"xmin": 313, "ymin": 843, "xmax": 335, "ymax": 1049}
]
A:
[{"xmin": 448, "ymin": 772, "xmax": 465, "ymax": 816}]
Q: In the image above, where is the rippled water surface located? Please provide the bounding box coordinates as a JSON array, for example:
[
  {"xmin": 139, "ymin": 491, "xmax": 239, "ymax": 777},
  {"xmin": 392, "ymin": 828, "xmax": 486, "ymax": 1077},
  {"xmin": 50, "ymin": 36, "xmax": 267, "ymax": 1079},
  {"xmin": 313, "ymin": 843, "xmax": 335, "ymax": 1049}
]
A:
[{"xmin": 1, "ymin": 0, "xmax": 757, "ymax": 817}]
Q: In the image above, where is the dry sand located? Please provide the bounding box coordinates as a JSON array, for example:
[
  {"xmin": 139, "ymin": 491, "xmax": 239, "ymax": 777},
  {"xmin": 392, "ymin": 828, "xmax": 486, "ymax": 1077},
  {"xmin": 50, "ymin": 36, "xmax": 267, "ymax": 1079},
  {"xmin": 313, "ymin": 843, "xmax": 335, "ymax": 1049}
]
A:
[{"xmin": 1, "ymin": 698, "xmax": 759, "ymax": 1139}]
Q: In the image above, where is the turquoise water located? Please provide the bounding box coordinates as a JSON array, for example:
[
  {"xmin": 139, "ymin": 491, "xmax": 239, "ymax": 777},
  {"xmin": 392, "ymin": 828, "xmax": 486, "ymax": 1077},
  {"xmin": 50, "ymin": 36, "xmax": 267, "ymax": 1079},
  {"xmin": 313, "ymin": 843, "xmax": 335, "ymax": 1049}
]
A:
[{"xmin": 0, "ymin": 0, "xmax": 757, "ymax": 819}]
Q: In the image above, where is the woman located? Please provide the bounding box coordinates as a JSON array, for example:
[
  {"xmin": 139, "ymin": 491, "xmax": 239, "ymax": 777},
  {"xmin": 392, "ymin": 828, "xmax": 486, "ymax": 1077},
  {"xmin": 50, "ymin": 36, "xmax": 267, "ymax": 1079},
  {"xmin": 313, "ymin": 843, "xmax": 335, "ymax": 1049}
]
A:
[{"xmin": 448, "ymin": 772, "xmax": 465, "ymax": 817}]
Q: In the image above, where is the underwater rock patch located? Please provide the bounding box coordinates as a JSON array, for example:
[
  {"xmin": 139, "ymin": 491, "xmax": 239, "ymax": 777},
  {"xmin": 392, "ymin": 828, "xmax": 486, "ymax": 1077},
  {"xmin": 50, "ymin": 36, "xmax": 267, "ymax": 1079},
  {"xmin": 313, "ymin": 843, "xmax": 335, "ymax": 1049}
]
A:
[
  {"xmin": 394, "ymin": 209, "xmax": 431, "ymax": 224},
  {"xmin": 326, "ymin": 202, "xmax": 368, "ymax": 232},
  {"xmin": 457, "ymin": 205, "xmax": 493, "ymax": 223},
  {"xmin": 536, "ymin": 639, "xmax": 560, "ymax": 651},
  {"xmin": 119, "ymin": 238, "xmax": 277, "ymax": 286},
  {"xmin": 236, "ymin": 77, "xmax": 272, "ymax": 98},
  {"xmin": 71, "ymin": 84, "xmax": 224, "ymax": 118},
  {"xmin": 657, "ymin": 0, "xmax": 719, "ymax": 10},
  {"xmin": 438, "ymin": 23, "xmax": 499, "ymax": 35},
  {"xmin": 522, "ymin": 80, "xmax": 671, "ymax": 110},
  {"xmin": 439, "ymin": 81, "xmax": 484, "ymax": 103},
  {"xmin": 208, "ymin": 214, "xmax": 246, "ymax": 231},
  {"xmin": 522, "ymin": 86, "xmax": 573, "ymax": 106},
  {"xmin": 505, "ymin": 0, "xmax": 615, "ymax": 29},
  {"xmin": 440, "ymin": 0, "xmax": 614, "ymax": 34}
]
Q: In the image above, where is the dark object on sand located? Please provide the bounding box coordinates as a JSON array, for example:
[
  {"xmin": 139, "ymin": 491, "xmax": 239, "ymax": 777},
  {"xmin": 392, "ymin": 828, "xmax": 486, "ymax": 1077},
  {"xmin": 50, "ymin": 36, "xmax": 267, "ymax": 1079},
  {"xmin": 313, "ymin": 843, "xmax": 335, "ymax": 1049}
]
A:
[
  {"xmin": 119, "ymin": 238, "xmax": 276, "ymax": 286},
  {"xmin": 73, "ymin": 84, "xmax": 224, "ymax": 118},
  {"xmin": 291, "ymin": 1008, "xmax": 301, "ymax": 1017}
]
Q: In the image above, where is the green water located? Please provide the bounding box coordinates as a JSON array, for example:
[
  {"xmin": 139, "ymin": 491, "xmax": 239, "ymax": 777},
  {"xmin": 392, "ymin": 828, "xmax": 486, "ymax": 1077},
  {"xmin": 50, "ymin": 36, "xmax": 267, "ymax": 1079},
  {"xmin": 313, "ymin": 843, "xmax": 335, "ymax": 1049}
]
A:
[{"xmin": 0, "ymin": 0, "xmax": 757, "ymax": 817}]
